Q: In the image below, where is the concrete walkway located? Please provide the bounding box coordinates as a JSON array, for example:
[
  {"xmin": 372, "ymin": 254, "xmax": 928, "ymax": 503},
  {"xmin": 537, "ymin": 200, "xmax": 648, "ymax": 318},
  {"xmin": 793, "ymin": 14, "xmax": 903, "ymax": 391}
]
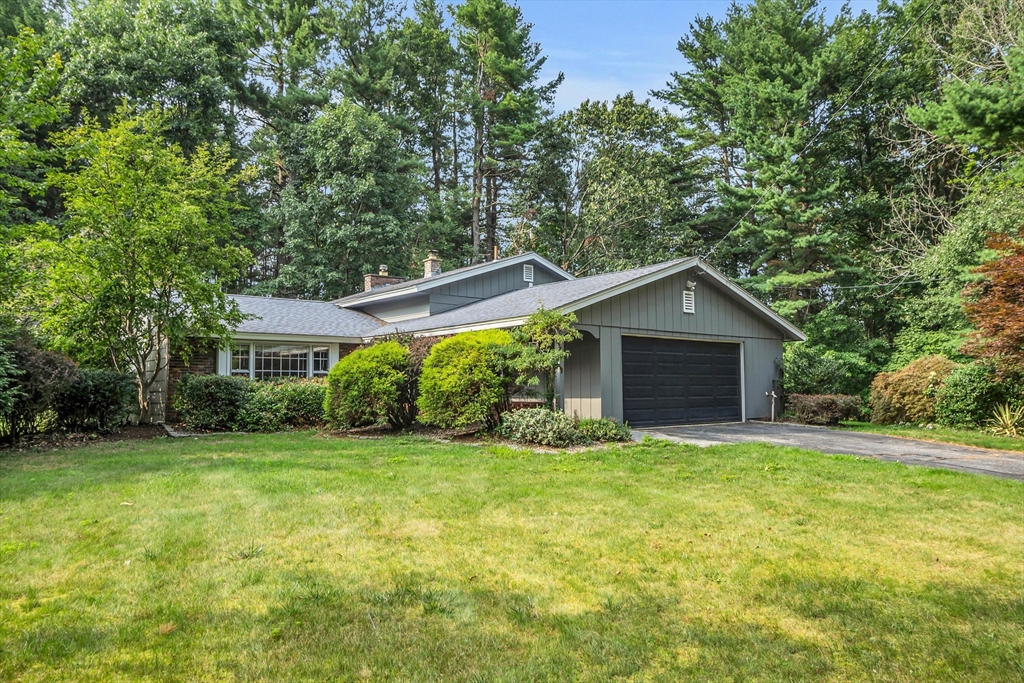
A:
[{"xmin": 635, "ymin": 421, "xmax": 1024, "ymax": 481}]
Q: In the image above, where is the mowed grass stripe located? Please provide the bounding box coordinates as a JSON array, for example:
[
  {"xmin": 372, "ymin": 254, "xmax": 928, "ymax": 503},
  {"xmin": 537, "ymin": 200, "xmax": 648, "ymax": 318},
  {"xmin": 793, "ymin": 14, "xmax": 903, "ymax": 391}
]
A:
[{"xmin": 0, "ymin": 433, "xmax": 1021, "ymax": 681}]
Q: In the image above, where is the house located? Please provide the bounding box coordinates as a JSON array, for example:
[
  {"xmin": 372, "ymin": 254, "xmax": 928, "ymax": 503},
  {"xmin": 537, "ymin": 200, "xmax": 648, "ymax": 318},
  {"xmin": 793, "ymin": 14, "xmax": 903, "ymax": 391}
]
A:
[{"xmin": 159, "ymin": 251, "xmax": 805, "ymax": 427}]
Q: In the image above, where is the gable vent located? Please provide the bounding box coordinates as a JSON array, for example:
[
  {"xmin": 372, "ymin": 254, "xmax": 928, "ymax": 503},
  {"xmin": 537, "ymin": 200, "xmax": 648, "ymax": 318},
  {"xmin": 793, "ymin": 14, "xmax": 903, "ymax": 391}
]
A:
[
  {"xmin": 523, "ymin": 264, "xmax": 534, "ymax": 284},
  {"xmin": 683, "ymin": 290, "xmax": 695, "ymax": 314}
]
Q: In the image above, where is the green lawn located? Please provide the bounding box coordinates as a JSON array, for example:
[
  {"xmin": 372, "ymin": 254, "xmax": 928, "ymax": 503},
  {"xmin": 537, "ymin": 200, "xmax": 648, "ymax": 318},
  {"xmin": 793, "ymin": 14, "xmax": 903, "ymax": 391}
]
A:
[
  {"xmin": 840, "ymin": 421, "xmax": 1024, "ymax": 453},
  {"xmin": 1, "ymin": 434, "xmax": 1022, "ymax": 682}
]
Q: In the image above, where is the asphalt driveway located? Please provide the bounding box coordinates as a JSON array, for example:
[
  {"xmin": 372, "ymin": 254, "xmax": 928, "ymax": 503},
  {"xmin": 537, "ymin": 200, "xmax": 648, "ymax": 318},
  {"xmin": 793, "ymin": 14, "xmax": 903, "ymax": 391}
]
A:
[{"xmin": 635, "ymin": 421, "xmax": 1024, "ymax": 481}]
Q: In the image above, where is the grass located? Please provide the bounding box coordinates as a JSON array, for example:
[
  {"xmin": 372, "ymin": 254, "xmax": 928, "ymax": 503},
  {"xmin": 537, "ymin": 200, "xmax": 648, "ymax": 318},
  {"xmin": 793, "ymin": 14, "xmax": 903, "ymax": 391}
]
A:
[
  {"xmin": 1, "ymin": 433, "xmax": 1022, "ymax": 682},
  {"xmin": 840, "ymin": 420, "xmax": 1024, "ymax": 453}
]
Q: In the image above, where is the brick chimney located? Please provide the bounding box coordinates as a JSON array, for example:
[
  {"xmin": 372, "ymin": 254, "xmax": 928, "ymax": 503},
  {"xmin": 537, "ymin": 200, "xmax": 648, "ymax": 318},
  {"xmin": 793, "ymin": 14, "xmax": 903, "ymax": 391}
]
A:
[
  {"xmin": 423, "ymin": 250, "xmax": 442, "ymax": 278},
  {"xmin": 363, "ymin": 264, "xmax": 406, "ymax": 292}
]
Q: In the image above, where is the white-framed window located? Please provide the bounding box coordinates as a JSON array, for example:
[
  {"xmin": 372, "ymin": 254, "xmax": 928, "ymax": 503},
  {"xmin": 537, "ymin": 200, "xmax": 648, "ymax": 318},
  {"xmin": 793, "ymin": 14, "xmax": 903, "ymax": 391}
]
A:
[
  {"xmin": 523, "ymin": 264, "xmax": 534, "ymax": 283},
  {"xmin": 312, "ymin": 346, "xmax": 330, "ymax": 376},
  {"xmin": 230, "ymin": 345, "xmax": 250, "ymax": 377},
  {"xmin": 683, "ymin": 290, "xmax": 695, "ymax": 314},
  {"xmin": 228, "ymin": 343, "xmax": 334, "ymax": 380}
]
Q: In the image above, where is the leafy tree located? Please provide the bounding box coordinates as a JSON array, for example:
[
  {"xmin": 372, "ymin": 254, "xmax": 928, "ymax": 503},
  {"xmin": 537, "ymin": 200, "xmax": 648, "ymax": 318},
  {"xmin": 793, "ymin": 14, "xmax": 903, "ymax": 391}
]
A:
[
  {"xmin": 963, "ymin": 227, "xmax": 1024, "ymax": 370},
  {"xmin": 273, "ymin": 100, "xmax": 420, "ymax": 298},
  {"xmin": 36, "ymin": 109, "xmax": 251, "ymax": 421},
  {"xmin": 59, "ymin": 0, "xmax": 245, "ymax": 153},
  {"xmin": 510, "ymin": 94, "xmax": 697, "ymax": 275},
  {"xmin": 0, "ymin": 28, "xmax": 63, "ymax": 315}
]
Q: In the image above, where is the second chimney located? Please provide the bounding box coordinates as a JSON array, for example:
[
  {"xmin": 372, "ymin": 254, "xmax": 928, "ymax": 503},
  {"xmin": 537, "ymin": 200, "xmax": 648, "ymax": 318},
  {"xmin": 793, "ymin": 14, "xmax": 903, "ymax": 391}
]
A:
[
  {"xmin": 423, "ymin": 250, "xmax": 442, "ymax": 278},
  {"xmin": 363, "ymin": 264, "xmax": 406, "ymax": 292}
]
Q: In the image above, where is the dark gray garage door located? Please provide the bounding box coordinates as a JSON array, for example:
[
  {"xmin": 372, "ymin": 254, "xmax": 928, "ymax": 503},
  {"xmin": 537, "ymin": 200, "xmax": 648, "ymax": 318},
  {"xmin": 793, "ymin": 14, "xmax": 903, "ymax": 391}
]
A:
[{"xmin": 622, "ymin": 336, "xmax": 741, "ymax": 427}]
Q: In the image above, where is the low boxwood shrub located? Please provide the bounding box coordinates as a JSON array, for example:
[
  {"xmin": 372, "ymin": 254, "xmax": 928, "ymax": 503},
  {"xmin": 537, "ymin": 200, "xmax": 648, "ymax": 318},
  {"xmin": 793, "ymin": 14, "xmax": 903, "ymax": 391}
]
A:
[
  {"xmin": 785, "ymin": 394, "xmax": 862, "ymax": 426},
  {"xmin": 52, "ymin": 368, "xmax": 136, "ymax": 432},
  {"xmin": 868, "ymin": 355, "xmax": 957, "ymax": 425},
  {"xmin": 498, "ymin": 408, "xmax": 587, "ymax": 447},
  {"xmin": 935, "ymin": 363, "xmax": 1022, "ymax": 429},
  {"xmin": 417, "ymin": 329, "xmax": 517, "ymax": 429},
  {"xmin": 576, "ymin": 417, "xmax": 632, "ymax": 442},
  {"xmin": 172, "ymin": 374, "xmax": 249, "ymax": 431},
  {"xmin": 324, "ymin": 341, "xmax": 412, "ymax": 429},
  {"xmin": 236, "ymin": 379, "xmax": 326, "ymax": 432}
]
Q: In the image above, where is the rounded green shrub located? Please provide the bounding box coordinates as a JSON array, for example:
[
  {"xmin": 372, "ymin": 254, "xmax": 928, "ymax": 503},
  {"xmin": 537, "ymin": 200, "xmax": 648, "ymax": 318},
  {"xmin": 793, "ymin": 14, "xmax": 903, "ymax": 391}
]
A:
[
  {"xmin": 935, "ymin": 364, "xmax": 1019, "ymax": 429},
  {"xmin": 576, "ymin": 417, "xmax": 632, "ymax": 442},
  {"xmin": 416, "ymin": 329, "xmax": 515, "ymax": 429},
  {"xmin": 498, "ymin": 408, "xmax": 586, "ymax": 447},
  {"xmin": 868, "ymin": 355, "xmax": 956, "ymax": 425},
  {"xmin": 52, "ymin": 368, "xmax": 136, "ymax": 432},
  {"xmin": 324, "ymin": 341, "xmax": 411, "ymax": 429}
]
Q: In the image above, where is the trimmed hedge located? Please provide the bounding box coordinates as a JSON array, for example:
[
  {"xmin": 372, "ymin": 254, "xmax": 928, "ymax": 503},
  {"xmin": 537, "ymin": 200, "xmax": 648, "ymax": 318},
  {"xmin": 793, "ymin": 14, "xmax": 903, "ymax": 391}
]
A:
[
  {"xmin": 324, "ymin": 341, "xmax": 411, "ymax": 429},
  {"xmin": 52, "ymin": 369, "xmax": 136, "ymax": 432},
  {"xmin": 172, "ymin": 374, "xmax": 249, "ymax": 431},
  {"xmin": 785, "ymin": 394, "xmax": 862, "ymax": 426},
  {"xmin": 174, "ymin": 374, "xmax": 327, "ymax": 432},
  {"xmin": 868, "ymin": 355, "xmax": 956, "ymax": 425},
  {"xmin": 1, "ymin": 336, "xmax": 78, "ymax": 440},
  {"xmin": 417, "ymin": 329, "xmax": 516, "ymax": 429},
  {"xmin": 498, "ymin": 409, "xmax": 633, "ymax": 447},
  {"xmin": 237, "ymin": 379, "xmax": 326, "ymax": 432}
]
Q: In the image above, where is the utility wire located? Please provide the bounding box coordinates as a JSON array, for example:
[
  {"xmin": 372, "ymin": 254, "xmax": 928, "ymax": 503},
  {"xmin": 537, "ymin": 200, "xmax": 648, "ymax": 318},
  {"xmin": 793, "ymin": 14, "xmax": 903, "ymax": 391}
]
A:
[{"xmin": 702, "ymin": 0, "xmax": 941, "ymax": 260}]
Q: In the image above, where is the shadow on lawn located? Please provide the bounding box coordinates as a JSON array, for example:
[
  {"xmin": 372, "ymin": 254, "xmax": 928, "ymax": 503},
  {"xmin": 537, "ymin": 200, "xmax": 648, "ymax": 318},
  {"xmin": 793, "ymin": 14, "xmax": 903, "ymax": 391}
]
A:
[{"xmin": 7, "ymin": 566, "xmax": 1022, "ymax": 680}]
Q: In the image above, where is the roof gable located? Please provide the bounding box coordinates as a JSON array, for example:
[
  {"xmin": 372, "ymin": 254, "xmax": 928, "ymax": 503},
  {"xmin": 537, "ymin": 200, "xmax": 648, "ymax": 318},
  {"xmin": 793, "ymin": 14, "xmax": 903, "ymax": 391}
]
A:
[
  {"xmin": 333, "ymin": 252, "xmax": 573, "ymax": 308},
  {"xmin": 367, "ymin": 258, "xmax": 805, "ymax": 341}
]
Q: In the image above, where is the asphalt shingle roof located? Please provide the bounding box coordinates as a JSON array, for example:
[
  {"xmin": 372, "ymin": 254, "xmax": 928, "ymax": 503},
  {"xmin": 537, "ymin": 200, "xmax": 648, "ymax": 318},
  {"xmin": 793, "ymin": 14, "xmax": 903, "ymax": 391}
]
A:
[
  {"xmin": 370, "ymin": 259, "xmax": 690, "ymax": 337},
  {"xmin": 230, "ymin": 294, "xmax": 383, "ymax": 338}
]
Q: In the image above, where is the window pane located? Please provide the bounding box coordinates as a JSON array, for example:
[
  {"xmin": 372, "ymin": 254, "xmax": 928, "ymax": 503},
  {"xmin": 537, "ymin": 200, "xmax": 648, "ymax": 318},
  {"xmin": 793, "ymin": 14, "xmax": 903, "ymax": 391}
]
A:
[
  {"xmin": 253, "ymin": 345, "xmax": 309, "ymax": 380},
  {"xmin": 312, "ymin": 346, "xmax": 330, "ymax": 375},
  {"xmin": 231, "ymin": 345, "xmax": 250, "ymax": 377}
]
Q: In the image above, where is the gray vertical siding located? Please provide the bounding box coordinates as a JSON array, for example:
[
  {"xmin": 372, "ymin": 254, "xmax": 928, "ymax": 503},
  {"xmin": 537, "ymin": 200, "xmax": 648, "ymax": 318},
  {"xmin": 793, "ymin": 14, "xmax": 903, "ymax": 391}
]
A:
[
  {"xmin": 429, "ymin": 263, "xmax": 563, "ymax": 314},
  {"xmin": 563, "ymin": 332, "xmax": 601, "ymax": 418},
  {"xmin": 565, "ymin": 268, "xmax": 785, "ymax": 421}
]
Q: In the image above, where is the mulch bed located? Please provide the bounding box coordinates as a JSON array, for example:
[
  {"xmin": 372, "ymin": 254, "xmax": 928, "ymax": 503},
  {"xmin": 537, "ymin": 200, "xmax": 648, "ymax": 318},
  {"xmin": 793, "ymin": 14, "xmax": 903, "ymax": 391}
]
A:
[{"xmin": 1, "ymin": 424, "xmax": 166, "ymax": 452}]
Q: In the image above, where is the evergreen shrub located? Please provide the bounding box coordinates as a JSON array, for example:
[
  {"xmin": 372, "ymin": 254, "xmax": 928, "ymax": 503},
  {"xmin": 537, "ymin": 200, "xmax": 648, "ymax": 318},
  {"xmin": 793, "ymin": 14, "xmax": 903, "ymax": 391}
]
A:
[
  {"xmin": 576, "ymin": 416, "xmax": 632, "ymax": 442},
  {"xmin": 324, "ymin": 341, "xmax": 411, "ymax": 428},
  {"xmin": 785, "ymin": 394, "xmax": 862, "ymax": 426},
  {"xmin": 868, "ymin": 355, "xmax": 957, "ymax": 424},
  {"xmin": 0, "ymin": 336, "xmax": 78, "ymax": 440},
  {"xmin": 417, "ymin": 330, "xmax": 516, "ymax": 429},
  {"xmin": 237, "ymin": 379, "xmax": 326, "ymax": 432},
  {"xmin": 172, "ymin": 374, "xmax": 249, "ymax": 431},
  {"xmin": 52, "ymin": 369, "xmax": 135, "ymax": 432},
  {"xmin": 935, "ymin": 364, "xmax": 1023, "ymax": 429},
  {"xmin": 783, "ymin": 343, "xmax": 867, "ymax": 395},
  {"xmin": 498, "ymin": 408, "xmax": 586, "ymax": 447}
]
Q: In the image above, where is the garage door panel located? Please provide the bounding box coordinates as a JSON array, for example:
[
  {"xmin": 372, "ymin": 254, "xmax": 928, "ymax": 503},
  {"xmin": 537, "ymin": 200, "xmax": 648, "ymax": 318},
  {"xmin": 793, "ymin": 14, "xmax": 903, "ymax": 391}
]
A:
[{"xmin": 622, "ymin": 336, "xmax": 741, "ymax": 427}]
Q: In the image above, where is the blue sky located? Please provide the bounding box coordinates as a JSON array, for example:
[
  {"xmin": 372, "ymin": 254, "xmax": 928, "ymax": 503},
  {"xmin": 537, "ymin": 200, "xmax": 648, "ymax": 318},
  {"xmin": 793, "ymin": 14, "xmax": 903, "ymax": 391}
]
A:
[{"xmin": 518, "ymin": 0, "xmax": 880, "ymax": 112}]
